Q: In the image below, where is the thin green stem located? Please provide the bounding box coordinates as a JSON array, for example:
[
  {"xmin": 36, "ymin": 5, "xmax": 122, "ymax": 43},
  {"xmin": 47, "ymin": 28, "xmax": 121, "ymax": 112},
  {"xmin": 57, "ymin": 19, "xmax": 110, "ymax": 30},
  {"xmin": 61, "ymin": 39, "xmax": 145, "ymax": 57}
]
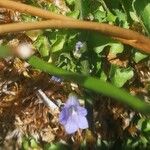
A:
[{"xmin": 28, "ymin": 56, "xmax": 150, "ymax": 114}]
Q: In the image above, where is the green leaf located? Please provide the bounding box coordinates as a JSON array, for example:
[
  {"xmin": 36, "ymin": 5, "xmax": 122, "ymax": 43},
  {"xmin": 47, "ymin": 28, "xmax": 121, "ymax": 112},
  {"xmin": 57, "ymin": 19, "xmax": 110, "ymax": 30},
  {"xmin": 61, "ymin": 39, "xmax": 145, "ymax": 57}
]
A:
[
  {"xmin": 110, "ymin": 66, "xmax": 134, "ymax": 87},
  {"xmin": 80, "ymin": 59, "xmax": 90, "ymax": 74},
  {"xmin": 65, "ymin": 0, "xmax": 75, "ymax": 5},
  {"xmin": 94, "ymin": 42, "xmax": 123, "ymax": 55},
  {"xmin": 0, "ymin": 45, "xmax": 11, "ymax": 58},
  {"xmin": 67, "ymin": 31, "xmax": 78, "ymax": 45},
  {"xmin": 51, "ymin": 35, "xmax": 66, "ymax": 53},
  {"xmin": 46, "ymin": 31, "xmax": 67, "ymax": 53},
  {"xmin": 26, "ymin": 30, "xmax": 42, "ymax": 41},
  {"xmin": 24, "ymin": 0, "xmax": 39, "ymax": 6},
  {"xmin": 133, "ymin": 0, "xmax": 150, "ymax": 35},
  {"xmin": 22, "ymin": 139, "xmax": 30, "ymax": 150},
  {"xmin": 93, "ymin": 9, "xmax": 106, "ymax": 22},
  {"xmin": 44, "ymin": 143, "xmax": 70, "ymax": 150},
  {"xmin": 28, "ymin": 56, "xmax": 150, "ymax": 114},
  {"xmin": 93, "ymin": 44, "xmax": 108, "ymax": 53},
  {"xmin": 137, "ymin": 118, "xmax": 145, "ymax": 131},
  {"xmin": 30, "ymin": 138, "xmax": 38, "ymax": 148},
  {"xmin": 129, "ymin": 11, "xmax": 139, "ymax": 22},
  {"xmin": 67, "ymin": 10, "xmax": 80, "ymax": 19},
  {"xmin": 74, "ymin": 0, "xmax": 92, "ymax": 19},
  {"xmin": 21, "ymin": 14, "xmax": 37, "ymax": 22},
  {"xmin": 57, "ymin": 53, "xmax": 76, "ymax": 72},
  {"xmin": 143, "ymin": 120, "xmax": 150, "ymax": 132},
  {"xmin": 114, "ymin": 9, "xmax": 126, "ymax": 22},
  {"xmin": 46, "ymin": 3, "xmax": 59, "ymax": 13},
  {"xmin": 33, "ymin": 36, "xmax": 50, "ymax": 57},
  {"xmin": 90, "ymin": 32, "xmax": 114, "ymax": 54},
  {"xmin": 140, "ymin": 135, "xmax": 148, "ymax": 148},
  {"xmin": 133, "ymin": 51, "xmax": 148, "ymax": 63},
  {"xmin": 100, "ymin": 71, "xmax": 107, "ymax": 81},
  {"xmin": 113, "ymin": 9, "xmax": 129, "ymax": 28},
  {"xmin": 109, "ymin": 43, "xmax": 124, "ymax": 55},
  {"xmin": 107, "ymin": 12, "xmax": 117, "ymax": 23}
]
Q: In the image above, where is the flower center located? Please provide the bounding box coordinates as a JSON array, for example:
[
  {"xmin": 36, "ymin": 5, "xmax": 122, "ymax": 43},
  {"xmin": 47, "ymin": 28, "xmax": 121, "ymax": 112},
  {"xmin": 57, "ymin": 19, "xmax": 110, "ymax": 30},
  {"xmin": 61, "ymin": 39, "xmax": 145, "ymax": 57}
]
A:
[{"xmin": 69, "ymin": 106, "xmax": 77, "ymax": 115}]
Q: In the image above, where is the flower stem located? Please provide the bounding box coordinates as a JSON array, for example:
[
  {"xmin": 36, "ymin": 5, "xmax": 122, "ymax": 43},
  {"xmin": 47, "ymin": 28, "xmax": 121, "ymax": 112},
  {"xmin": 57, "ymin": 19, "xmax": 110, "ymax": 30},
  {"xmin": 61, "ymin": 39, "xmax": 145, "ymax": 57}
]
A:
[{"xmin": 28, "ymin": 56, "xmax": 150, "ymax": 114}]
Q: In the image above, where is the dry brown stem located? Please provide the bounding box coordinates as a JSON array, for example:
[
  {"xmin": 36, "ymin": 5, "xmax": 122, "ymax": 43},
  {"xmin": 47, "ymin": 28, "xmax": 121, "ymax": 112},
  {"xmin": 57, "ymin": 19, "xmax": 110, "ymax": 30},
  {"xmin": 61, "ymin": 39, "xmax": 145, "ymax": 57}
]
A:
[{"xmin": 0, "ymin": 0, "xmax": 73, "ymax": 20}]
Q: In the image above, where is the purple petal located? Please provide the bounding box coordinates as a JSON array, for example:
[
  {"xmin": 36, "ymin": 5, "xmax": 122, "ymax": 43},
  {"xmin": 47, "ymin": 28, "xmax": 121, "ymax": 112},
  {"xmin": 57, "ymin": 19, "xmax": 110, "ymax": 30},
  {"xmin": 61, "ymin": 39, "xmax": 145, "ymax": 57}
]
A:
[
  {"xmin": 64, "ymin": 113, "xmax": 89, "ymax": 134},
  {"xmin": 51, "ymin": 76, "xmax": 62, "ymax": 82},
  {"xmin": 77, "ymin": 115, "xmax": 89, "ymax": 129},
  {"xmin": 75, "ymin": 41, "xmax": 83, "ymax": 51},
  {"xmin": 59, "ymin": 107, "xmax": 69, "ymax": 125},
  {"xmin": 59, "ymin": 94, "xmax": 89, "ymax": 134},
  {"xmin": 77, "ymin": 106, "xmax": 87, "ymax": 116},
  {"xmin": 64, "ymin": 115, "xmax": 79, "ymax": 134},
  {"xmin": 65, "ymin": 95, "xmax": 79, "ymax": 107}
]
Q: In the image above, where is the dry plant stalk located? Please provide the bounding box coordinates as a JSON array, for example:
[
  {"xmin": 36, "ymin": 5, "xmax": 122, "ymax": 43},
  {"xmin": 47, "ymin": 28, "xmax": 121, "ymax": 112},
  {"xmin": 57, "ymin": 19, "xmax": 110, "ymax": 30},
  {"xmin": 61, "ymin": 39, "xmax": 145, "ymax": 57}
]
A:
[
  {"xmin": 0, "ymin": 0, "xmax": 73, "ymax": 21},
  {"xmin": 0, "ymin": 0, "xmax": 150, "ymax": 54}
]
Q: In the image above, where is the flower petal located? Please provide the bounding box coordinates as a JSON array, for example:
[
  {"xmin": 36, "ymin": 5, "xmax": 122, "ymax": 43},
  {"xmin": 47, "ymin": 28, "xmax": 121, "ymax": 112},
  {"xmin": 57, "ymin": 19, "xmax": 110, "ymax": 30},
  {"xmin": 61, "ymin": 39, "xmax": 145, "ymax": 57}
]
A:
[
  {"xmin": 77, "ymin": 106, "xmax": 87, "ymax": 116},
  {"xmin": 64, "ymin": 115, "xmax": 79, "ymax": 134},
  {"xmin": 65, "ymin": 94, "xmax": 79, "ymax": 107},
  {"xmin": 77, "ymin": 115, "xmax": 89, "ymax": 129},
  {"xmin": 59, "ymin": 107, "xmax": 69, "ymax": 125}
]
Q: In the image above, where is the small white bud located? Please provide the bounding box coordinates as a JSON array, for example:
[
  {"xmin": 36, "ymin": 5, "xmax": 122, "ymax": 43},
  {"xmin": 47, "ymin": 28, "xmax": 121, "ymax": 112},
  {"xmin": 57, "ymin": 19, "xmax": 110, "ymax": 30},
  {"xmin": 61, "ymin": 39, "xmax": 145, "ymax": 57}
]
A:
[{"xmin": 16, "ymin": 43, "xmax": 34, "ymax": 59}]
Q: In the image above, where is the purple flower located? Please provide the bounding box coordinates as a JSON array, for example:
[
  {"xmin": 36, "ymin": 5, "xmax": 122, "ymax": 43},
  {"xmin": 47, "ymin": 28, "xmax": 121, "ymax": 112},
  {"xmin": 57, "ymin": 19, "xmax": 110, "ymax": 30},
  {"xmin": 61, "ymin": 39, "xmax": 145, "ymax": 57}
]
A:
[
  {"xmin": 59, "ymin": 94, "xmax": 88, "ymax": 134},
  {"xmin": 75, "ymin": 41, "xmax": 83, "ymax": 52},
  {"xmin": 74, "ymin": 41, "xmax": 84, "ymax": 58},
  {"xmin": 51, "ymin": 76, "xmax": 62, "ymax": 82}
]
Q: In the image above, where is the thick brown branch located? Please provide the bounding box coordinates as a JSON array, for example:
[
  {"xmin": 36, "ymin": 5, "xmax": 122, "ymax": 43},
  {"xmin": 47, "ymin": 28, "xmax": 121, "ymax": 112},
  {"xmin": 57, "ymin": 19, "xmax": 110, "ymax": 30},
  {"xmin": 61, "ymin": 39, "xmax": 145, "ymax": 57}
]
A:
[
  {"xmin": 0, "ymin": 0, "xmax": 150, "ymax": 54},
  {"xmin": 0, "ymin": 20, "xmax": 150, "ymax": 54}
]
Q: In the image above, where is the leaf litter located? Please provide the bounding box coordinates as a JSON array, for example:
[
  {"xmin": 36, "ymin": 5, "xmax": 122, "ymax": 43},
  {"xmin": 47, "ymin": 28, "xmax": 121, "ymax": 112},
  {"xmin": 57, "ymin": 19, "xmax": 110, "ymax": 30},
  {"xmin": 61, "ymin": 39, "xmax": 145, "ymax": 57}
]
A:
[{"xmin": 0, "ymin": 0, "xmax": 150, "ymax": 149}]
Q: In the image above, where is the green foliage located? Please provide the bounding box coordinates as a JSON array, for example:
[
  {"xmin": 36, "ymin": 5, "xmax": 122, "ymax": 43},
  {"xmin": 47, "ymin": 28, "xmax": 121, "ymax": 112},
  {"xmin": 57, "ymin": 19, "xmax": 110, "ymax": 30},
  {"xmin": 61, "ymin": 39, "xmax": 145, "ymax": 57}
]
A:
[
  {"xmin": 121, "ymin": 117, "xmax": 150, "ymax": 149},
  {"xmin": 109, "ymin": 43, "xmax": 124, "ymax": 55},
  {"xmin": 0, "ymin": 45, "xmax": 11, "ymax": 58},
  {"xmin": 19, "ymin": 0, "xmax": 150, "ymax": 148},
  {"xmin": 92, "ymin": 6, "xmax": 107, "ymax": 22},
  {"xmin": 24, "ymin": 0, "xmax": 38, "ymax": 5},
  {"xmin": 133, "ymin": 51, "xmax": 148, "ymax": 63},
  {"xmin": 133, "ymin": 0, "xmax": 150, "ymax": 35},
  {"xmin": 22, "ymin": 137, "xmax": 39, "ymax": 150},
  {"xmin": 110, "ymin": 66, "xmax": 134, "ymax": 87},
  {"xmin": 44, "ymin": 3, "xmax": 59, "ymax": 13},
  {"xmin": 33, "ymin": 35, "xmax": 50, "ymax": 57},
  {"xmin": 50, "ymin": 33, "xmax": 66, "ymax": 53},
  {"xmin": 65, "ymin": 0, "xmax": 75, "ymax": 6},
  {"xmin": 21, "ymin": 14, "xmax": 38, "ymax": 22},
  {"xmin": 57, "ymin": 53, "xmax": 76, "ymax": 72},
  {"xmin": 28, "ymin": 56, "xmax": 150, "ymax": 114},
  {"xmin": 66, "ymin": 9, "xmax": 80, "ymax": 19},
  {"xmin": 44, "ymin": 143, "xmax": 70, "ymax": 150}
]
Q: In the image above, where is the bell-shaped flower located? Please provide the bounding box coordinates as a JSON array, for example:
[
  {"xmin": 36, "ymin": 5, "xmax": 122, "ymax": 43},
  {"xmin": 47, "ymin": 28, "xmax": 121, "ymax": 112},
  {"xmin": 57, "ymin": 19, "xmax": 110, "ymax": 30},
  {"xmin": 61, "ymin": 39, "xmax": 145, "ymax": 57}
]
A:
[{"xmin": 59, "ymin": 94, "xmax": 88, "ymax": 134}]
